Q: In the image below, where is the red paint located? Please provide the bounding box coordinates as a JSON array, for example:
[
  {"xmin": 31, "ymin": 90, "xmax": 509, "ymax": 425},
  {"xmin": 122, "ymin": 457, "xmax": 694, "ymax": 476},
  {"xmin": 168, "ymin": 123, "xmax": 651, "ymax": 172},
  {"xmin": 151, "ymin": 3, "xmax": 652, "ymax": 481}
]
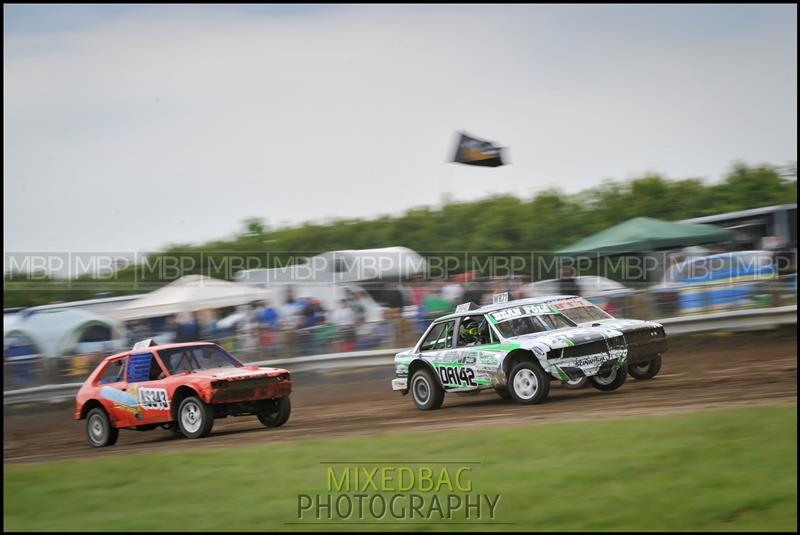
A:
[{"xmin": 74, "ymin": 342, "xmax": 291, "ymax": 428}]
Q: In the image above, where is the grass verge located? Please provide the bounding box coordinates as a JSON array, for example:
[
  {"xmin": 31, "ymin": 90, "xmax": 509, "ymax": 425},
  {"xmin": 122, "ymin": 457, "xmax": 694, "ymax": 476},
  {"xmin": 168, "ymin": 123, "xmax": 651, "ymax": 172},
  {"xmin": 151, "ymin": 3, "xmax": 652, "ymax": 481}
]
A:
[{"xmin": 4, "ymin": 404, "xmax": 797, "ymax": 531}]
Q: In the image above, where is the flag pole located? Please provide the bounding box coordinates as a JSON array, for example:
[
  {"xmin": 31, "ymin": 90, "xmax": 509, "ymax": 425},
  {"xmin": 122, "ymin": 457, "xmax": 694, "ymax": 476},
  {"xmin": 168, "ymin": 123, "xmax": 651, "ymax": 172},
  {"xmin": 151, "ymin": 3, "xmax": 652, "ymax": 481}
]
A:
[
  {"xmin": 442, "ymin": 131, "xmax": 460, "ymax": 207},
  {"xmin": 440, "ymin": 162, "xmax": 454, "ymax": 207}
]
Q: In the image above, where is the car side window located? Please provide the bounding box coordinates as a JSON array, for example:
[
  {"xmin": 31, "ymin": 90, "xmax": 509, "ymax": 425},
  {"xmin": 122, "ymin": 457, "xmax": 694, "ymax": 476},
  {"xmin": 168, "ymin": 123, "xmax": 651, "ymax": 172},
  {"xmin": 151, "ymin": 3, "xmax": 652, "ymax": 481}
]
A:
[
  {"xmin": 97, "ymin": 358, "xmax": 127, "ymax": 384},
  {"xmin": 419, "ymin": 321, "xmax": 455, "ymax": 351},
  {"xmin": 126, "ymin": 353, "xmax": 166, "ymax": 383},
  {"xmin": 456, "ymin": 315, "xmax": 499, "ymax": 347}
]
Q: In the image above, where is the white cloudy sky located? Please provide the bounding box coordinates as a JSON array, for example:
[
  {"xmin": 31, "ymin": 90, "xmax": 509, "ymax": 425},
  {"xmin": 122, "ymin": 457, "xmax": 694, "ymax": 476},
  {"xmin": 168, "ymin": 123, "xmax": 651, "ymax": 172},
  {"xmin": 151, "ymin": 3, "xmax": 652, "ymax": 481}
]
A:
[{"xmin": 4, "ymin": 4, "xmax": 797, "ymax": 254}]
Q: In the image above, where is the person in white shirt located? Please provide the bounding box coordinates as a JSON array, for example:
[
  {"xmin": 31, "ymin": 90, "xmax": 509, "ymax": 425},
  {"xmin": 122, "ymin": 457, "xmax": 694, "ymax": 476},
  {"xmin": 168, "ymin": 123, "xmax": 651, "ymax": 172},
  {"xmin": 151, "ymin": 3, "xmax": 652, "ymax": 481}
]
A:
[
  {"xmin": 330, "ymin": 301, "xmax": 356, "ymax": 328},
  {"xmin": 441, "ymin": 282, "xmax": 464, "ymax": 304}
]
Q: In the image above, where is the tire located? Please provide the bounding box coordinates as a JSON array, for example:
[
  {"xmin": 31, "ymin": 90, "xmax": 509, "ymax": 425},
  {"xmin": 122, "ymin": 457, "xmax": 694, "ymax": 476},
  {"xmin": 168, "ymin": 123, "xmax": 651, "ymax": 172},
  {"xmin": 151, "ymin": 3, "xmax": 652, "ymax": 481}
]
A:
[
  {"xmin": 564, "ymin": 377, "xmax": 588, "ymax": 389},
  {"xmin": 409, "ymin": 368, "xmax": 445, "ymax": 410},
  {"xmin": 257, "ymin": 397, "xmax": 292, "ymax": 428},
  {"xmin": 494, "ymin": 387, "xmax": 512, "ymax": 399},
  {"xmin": 589, "ymin": 364, "xmax": 628, "ymax": 392},
  {"xmin": 508, "ymin": 361, "xmax": 550, "ymax": 405},
  {"xmin": 628, "ymin": 355, "xmax": 662, "ymax": 381},
  {"xmin": 177, "ymin": 396, "xmax": 215, "ymax": 439},
  {"xmin": 86, "ymin": 407, "xmax": 119, "ymax": 448}
]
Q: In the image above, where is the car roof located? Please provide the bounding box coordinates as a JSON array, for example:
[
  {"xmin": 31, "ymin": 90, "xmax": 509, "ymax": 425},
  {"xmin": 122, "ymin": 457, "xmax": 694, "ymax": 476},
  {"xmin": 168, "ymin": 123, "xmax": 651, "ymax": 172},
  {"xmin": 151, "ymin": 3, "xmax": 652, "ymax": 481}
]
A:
[
  {"xmin": 435, "ymin": 295, "xmax": 581, "ymax": 322},
  {"xmin": 100, "ymin": 341, "xmax": 217, "ymax": 362}
]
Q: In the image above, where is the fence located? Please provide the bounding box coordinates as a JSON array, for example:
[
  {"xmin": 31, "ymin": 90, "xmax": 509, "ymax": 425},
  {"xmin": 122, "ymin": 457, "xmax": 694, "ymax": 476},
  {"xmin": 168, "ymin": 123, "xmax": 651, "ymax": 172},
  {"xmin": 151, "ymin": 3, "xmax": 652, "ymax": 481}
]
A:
[
  {"xmin": 4, "ymin": 303, "xmax": 796, "ymax": 406},
  {"xmin": 4, "ymin": 276, "xmax": 796, "ymax": 391}
]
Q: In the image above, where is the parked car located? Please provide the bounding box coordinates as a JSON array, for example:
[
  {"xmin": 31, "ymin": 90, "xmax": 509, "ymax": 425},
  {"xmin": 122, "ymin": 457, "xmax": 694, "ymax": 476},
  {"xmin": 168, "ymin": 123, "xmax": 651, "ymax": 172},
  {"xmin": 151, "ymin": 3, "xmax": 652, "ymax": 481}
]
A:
[
  {"xmin": 657, "ymin": 250, "xmax": 777, "ymax": 314},
  {"xmin": 522, "ymin": 276, "xmax": 636, "ymax": 316},
  {"xmin": 391, "ymin": 295, "xmax": 631, "ymax": 410},
  {"xmin": 75, "ymin": 339, "xmax": 291, "ymax": 447}
]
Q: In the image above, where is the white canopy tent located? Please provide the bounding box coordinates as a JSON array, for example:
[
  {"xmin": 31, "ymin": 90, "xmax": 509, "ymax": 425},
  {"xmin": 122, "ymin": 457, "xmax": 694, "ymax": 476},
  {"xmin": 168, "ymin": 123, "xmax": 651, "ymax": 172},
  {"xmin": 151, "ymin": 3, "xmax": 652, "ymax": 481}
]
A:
[
  {"xmin": 113, "ymin": 275, "xmax": 273, "ymax": 321},
  {"xmin": 234, "ymin": 246, "xmax": 426, "ymax": 286},
  {"xmin": 4, "ymin": 308, "xmax": 128, "ymax": 358}
]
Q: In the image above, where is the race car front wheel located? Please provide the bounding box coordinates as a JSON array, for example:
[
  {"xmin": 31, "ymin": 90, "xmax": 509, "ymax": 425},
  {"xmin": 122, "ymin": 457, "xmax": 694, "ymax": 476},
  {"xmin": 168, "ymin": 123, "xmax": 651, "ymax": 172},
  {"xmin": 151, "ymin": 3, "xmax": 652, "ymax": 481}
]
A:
[
  {"xmin": 589, "ymin": 364, "xmax": 628, "ymax": 391},
  {"xmin": 410, "ymin": 368, "xmax": 444, "ymax": 410},
  {"xmin": 86, "ymin": 407, "xmax": 119, "ymax": 448},
  {"xmin": 508, "ymin": 362, "xmax": 550, "ymax": 405},
  {"xmin": 628, "ymin": 355, "xmax": 662, "ymax": 381},
  {"xmin": 177, "ymin": 396, "xmax": 215, "ymax": 439},
  {"xmin": 257, "ymin": 397, "xmax": 291, "ymax": 427}
]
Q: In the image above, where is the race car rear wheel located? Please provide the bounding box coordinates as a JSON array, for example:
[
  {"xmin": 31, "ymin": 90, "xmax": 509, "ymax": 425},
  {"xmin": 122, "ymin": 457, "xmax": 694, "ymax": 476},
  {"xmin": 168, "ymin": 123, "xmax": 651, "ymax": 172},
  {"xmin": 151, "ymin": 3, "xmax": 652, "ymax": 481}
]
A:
[
  {"xmin": 86, "ymin": 407, "xmax": 118, "ymax": 448},
  {"xmin": 177, "ymin": 396, "xmax": 215, "ymax": 439},
  {"xmin": 257, "ymin": 397, "xmax": 292, "ymax": 427},
  {"xmin": 564, "ymin": 377, "xmax": 588, "ymax": 389},
  {"xmin": 508, "ymin": 362, "xmax": 550, "ymax": 404},
  {"xmin": 494, "ymin": 386, "xmax": 512, "ymax": 399},
  {"xmin": 628, "ymin": 355, "xmax": 662, "ymax": 381},
  {"xmin": 589, "ymin": 364, "xmax": 628, "ymax": 391},
  {"xmin": 410, "ymin": 368, "xmax": 444, "ymax": 410}
]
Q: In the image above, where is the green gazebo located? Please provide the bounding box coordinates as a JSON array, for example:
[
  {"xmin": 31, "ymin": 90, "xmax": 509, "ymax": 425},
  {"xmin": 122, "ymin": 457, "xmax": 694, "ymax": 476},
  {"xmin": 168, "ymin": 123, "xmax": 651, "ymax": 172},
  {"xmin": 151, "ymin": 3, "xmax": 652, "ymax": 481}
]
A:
[{"xmin": 557, "ymin": 217, "xmax": 733, "ymax": 256}]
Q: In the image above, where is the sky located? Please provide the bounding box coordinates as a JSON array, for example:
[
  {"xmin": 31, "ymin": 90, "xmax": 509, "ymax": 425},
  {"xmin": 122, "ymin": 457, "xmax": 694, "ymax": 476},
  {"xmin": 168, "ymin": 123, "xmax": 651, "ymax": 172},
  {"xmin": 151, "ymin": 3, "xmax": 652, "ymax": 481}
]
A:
[{"xmin": 4, "ymin": 4, "xmax": 797, "ymax": 255}]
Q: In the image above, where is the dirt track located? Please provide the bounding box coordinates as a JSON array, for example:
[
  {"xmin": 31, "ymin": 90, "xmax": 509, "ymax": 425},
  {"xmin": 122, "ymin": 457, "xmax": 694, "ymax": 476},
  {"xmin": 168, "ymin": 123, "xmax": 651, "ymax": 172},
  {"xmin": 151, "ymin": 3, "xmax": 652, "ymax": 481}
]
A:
[{"xmin": 4, "ymin": 332, "xmax": 797, "ymax": 465}]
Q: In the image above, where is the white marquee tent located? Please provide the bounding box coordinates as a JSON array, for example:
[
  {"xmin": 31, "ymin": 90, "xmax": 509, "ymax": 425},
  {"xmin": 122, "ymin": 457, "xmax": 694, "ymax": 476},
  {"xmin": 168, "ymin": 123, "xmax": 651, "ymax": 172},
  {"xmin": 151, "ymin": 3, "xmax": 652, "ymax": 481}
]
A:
[
  {"xmin": 113, "ymin": 275, "xmax": 273, "ymax": 321},
  {"xmin": 4, "ymin": 308, "xmax": 128, "ymax": 358}
]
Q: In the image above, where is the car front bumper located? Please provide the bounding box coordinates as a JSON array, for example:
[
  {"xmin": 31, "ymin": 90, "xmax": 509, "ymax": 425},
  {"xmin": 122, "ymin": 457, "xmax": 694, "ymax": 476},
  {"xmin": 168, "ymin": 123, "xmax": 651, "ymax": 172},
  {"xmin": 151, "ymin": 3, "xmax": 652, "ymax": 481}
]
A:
[{"xmin": 391, "ymin": 378, "xmax": 407, "ymax": 391}]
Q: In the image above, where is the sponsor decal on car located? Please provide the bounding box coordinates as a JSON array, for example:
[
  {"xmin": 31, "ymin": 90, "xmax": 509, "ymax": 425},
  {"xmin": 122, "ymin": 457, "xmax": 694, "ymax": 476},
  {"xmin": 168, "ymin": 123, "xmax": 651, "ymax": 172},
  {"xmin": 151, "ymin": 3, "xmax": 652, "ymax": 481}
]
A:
[
  {"xmin": 138, "ymin": 387, "xmax": 169, "ymax": 410},
  {"xmin": 101, "ymin": 385, "xmax": 169, "ymax": 413},
  {"xmin": 436, "ymin": 365, "xmax": 477, "ymax": 387},
  {"xmin": 488, "ymin": 304, "xmax": 553, "ymax": 323}
]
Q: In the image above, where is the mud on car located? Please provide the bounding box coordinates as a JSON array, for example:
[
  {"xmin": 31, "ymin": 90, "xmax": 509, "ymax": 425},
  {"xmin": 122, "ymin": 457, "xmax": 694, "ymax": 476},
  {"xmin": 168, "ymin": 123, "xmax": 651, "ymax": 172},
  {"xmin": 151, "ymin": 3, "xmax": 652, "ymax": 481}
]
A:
[
  {"xmin": 391, "ymin": 295, "xmax": 634, "ymax": 410},
  {"xmin": 75, "ymin": 340, "xmax": 292, "ymax": 447}
]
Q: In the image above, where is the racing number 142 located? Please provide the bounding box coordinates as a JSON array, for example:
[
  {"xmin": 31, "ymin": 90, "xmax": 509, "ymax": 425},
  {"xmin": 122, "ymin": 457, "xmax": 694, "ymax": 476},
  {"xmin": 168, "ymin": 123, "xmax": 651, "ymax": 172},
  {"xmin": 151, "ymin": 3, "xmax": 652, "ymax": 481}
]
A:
[{"xmin": 438, "ymin": 366, "xmax": 476, "ymax": 387}]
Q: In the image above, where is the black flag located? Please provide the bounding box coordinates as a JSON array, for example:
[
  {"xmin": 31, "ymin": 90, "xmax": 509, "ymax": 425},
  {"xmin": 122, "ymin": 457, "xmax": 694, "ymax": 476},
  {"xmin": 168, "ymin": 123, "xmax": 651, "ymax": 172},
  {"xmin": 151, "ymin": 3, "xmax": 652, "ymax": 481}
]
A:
[{"xmin": 451, "ymin": 132, "xmax": 506, "ymax": 167}]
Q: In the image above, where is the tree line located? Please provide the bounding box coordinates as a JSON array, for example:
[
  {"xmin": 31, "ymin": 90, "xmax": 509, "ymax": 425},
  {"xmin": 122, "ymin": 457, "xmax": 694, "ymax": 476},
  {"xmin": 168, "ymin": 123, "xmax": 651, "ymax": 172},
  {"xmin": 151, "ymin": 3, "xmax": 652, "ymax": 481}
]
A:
[{"xmin": 4, "ymin": 162, "xmax": 796, "ymax": 308}]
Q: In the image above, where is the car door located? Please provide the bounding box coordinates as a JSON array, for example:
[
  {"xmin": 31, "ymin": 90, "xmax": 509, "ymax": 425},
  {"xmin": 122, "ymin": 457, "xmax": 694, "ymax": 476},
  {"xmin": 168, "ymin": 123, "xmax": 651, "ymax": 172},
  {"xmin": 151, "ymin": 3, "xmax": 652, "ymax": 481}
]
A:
[
  {"xmin": 452, "ymin": 315, "xmax": 503, "ymax": 389},
  {"xmin": 95, "ymin": 356, "xmax": 139, "ymax": 428},
  {"xmin": 416, "ymin": 320, "xmax": 473, "ymax": 390},
  {"xmin": 125, "ymin": 352, "xmax": 172, "ymax": 426}
]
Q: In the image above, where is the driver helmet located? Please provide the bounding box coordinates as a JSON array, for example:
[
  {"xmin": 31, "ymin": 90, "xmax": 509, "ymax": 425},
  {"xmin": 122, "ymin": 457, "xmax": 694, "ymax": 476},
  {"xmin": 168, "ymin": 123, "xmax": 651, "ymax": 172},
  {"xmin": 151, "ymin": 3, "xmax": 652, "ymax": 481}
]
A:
[{"xmin": 460, "ymin": 318, "xmax": 480, "ymax": 343}]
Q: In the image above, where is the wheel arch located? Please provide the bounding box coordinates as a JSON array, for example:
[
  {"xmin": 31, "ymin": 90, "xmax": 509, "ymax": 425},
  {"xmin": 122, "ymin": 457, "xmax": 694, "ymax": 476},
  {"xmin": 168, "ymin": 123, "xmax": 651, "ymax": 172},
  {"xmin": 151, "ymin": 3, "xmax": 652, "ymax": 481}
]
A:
[
  {"xmin": 407, "ymin": 359, "xmax": 445, "ymax": 388},
  {"xmin": 501, "ymin": 349, "xmax": 541, "ymax": 380},
  {"xmin": 79, "ymin": 399, "xmax": 105, "ymax": 420},
  {"xmin": 171, "ymin": 385, "xmax": 201, "ymax": 421}
]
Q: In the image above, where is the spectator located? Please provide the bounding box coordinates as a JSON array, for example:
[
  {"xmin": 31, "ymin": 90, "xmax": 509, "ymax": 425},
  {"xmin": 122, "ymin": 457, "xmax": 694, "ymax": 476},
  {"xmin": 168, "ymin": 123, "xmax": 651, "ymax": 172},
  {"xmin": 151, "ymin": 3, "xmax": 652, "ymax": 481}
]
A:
[
  {"xmin": 410, "ymin": 275, "xmax": 428, "ymax": 308},
  {"xmin": 173, "ymin": 312, "xmax": 192, "ymax": 342},
  {"xmin": 300, "ymin": 299, "xmax": 318, "ymax": 329},
  {"xmin": 237, "ymin": 304, "xmax": 260, "ymax": 355},
  {"xmin": 442, "ymin": 280, "xmax": 464, "ymax": 304},
  {"xmin": 257, "ymin": 299, "xmax": 280, "ymax": 329},
  {"xmin": 422, "ymin": 281, "xmax": 452, "ymax": 319},
  {"xmin": 330, "ymin": 300, "xmax": 357, "ymax": 351}
]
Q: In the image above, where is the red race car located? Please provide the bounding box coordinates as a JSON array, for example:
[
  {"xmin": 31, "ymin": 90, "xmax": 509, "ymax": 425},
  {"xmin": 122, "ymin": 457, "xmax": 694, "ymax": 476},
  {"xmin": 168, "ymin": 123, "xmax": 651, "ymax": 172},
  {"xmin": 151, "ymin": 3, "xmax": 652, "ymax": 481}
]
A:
[{"xmin": 75, "ymin": 339, "xmax": 292, "ymax": 447}]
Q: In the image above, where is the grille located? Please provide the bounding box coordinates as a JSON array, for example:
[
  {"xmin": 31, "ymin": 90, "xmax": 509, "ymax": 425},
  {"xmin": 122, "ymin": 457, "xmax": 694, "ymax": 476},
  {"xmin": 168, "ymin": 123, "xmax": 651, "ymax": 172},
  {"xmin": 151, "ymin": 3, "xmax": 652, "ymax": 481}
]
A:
[
  {"xmin": 606, "ymin": 335, "xmax": 626, "ymax": 351},
  {"xmin": 561, "ymin": 340, "xmax": 609, "ymax": 359},
  {"xmin": 212, "ymin": 376, "xmax": 282, "ymax": 389}
]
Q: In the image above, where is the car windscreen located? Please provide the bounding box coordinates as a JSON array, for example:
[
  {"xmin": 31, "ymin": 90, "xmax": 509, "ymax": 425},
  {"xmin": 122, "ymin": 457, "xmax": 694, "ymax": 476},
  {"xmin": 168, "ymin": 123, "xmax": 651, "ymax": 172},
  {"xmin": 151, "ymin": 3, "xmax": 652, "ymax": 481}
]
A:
[
  {"xmin": 158, "ymin": 345, "xmax": 242, "ymax": 374},
  {"xmin": 490, "ymin": 309, "xmax": 573, "ymax": 338},
  {"xmin": 558, "ymin": 305, "xmax": 613, "ymax": 323}
]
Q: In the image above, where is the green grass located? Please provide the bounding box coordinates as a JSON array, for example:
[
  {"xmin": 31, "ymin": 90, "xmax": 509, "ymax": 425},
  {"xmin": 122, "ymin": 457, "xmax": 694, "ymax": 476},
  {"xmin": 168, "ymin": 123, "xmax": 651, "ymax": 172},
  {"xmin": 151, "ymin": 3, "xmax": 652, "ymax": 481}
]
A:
[{"xmin": 4, "ymin": 404, "xmax": 797, "ymax": 532}]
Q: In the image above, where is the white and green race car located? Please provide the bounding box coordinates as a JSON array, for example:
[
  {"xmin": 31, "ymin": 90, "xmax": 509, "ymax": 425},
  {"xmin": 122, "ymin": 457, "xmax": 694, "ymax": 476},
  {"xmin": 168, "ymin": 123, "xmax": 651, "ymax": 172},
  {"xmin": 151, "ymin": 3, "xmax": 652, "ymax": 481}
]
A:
[{"xmin": 391, "ymin": 295, "xmax": 631, "ymax": 410}]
